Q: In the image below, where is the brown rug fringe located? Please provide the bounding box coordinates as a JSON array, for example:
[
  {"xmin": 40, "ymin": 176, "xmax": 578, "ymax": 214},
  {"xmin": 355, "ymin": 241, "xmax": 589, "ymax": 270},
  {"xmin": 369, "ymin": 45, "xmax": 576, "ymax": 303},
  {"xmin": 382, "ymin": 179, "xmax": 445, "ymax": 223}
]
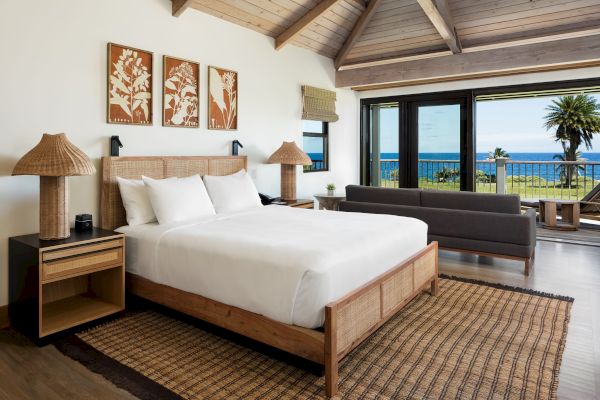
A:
[
  {"xmin": 55, "ymin": 335, "xmax": 182, "ymax": 400},
  {"xmin": 439, "ymin": 274, "xmax": 575, "ymax": 302}
]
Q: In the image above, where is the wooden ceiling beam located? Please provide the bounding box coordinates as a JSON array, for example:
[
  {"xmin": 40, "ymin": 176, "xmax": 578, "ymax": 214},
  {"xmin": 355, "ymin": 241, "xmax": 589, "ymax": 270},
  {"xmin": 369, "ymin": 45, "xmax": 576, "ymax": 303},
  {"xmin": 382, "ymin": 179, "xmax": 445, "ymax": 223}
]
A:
[
  {"xmin": 463, "ymin": 27, "xmax": 600, "ymax": 53},
  {"xmin": 172, "ymin": 0, "xmax": 194, "ymax": 17},
  {"xmin": 338, "ymin": 27, "xmax": 600, "ymax": 71},
  {"xmin": 335, "ymin": 0, "xmax": 384, "ymax": 70},
  {"xmin": 275, "ymin": 0, "xmax": 343, "ymax": 50},
  {"xmin": 416, "ymin": 0, "xmax": 461, "ymax": 54},
  {"xmin": 335, "ymin": 34, "xmax": 600, "ymax": 89},
  {"xmin": 347, "ymin": 0, "xmax": 366, "ymax": 8}
]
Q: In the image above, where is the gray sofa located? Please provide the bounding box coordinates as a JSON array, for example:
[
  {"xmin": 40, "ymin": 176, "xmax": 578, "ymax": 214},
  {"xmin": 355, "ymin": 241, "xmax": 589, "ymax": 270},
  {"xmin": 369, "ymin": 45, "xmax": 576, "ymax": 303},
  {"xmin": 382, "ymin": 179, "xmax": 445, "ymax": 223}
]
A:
[{"xmin": 339, "ymin": 185, "xmax": 536, "ymax": 275}]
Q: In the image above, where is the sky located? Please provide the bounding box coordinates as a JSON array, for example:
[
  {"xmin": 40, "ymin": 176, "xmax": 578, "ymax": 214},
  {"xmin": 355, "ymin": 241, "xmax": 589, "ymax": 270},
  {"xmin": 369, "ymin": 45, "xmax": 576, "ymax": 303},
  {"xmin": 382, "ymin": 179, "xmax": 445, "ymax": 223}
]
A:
[
  {"xmin": 477, "ymin": 95, "xmax": 600, "ymax": 153},
  {"xmin": 374, "ymin": 94, "xmax": 600, "ymax": 154}
]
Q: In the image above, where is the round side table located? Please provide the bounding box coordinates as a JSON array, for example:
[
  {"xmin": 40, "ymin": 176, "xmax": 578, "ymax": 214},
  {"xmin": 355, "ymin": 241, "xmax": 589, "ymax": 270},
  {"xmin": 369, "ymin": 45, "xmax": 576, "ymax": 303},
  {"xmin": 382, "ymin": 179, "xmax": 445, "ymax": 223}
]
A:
[{"xmin": 314, "ymin": 194, "xmax": 346, "ymax": 211}]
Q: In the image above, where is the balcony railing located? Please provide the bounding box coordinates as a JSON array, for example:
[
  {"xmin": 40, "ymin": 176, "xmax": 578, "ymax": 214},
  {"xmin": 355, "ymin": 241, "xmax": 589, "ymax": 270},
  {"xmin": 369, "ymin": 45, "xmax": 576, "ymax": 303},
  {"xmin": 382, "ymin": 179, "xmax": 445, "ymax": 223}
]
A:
[
  {"xmin": 376, "ymin": 159, "xmax": 600, "ymax": 201},
  {"xmin": 305, "ymin": 160, "xmax": 326, "ymax": 172}
]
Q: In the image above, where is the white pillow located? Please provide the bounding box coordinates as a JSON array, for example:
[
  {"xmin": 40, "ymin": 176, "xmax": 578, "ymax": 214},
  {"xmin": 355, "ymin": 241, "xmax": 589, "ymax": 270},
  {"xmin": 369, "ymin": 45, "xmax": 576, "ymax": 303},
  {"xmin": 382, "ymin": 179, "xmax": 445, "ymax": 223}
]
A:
[
  {"xmin": 203, "ymin": 169, "xmax": 263, "ymax": 214},
  {"xmin": 142, "ymin": 174, "xmax": 216, "ymax": 224},
  {"xmin": 116, "ymin": 176, "xmax": 174, "ymax": 226}
]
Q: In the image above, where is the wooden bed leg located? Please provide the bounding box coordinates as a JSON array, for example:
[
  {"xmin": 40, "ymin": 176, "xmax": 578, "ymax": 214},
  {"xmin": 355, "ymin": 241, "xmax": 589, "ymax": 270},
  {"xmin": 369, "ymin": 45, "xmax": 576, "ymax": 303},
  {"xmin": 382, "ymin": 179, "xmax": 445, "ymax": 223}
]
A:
[
  {"xmin": 324, "ymin": 305, "xmax": 338, "ymax": 398},
  {"xmin": 430, "ymin": 278, "xmax": 440, "ymax": 296}
]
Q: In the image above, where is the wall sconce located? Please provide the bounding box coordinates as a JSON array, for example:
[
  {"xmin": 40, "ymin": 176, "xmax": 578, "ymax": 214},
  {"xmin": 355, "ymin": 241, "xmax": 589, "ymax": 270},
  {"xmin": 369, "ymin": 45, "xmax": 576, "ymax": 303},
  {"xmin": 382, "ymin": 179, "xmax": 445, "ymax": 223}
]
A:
[
  {"xmin": 232, "ymin": 140, "xmax": 243, "ymax": 156},
  {"xmin": 110, "ymin": 135, "xmax": 123, "ymax": 156}
]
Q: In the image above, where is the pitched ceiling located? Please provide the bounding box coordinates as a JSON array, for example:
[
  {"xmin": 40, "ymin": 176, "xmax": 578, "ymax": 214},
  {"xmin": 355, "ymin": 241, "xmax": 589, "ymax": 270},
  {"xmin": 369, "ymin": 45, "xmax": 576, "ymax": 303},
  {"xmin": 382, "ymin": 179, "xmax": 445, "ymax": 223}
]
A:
[
  {"xmin": 172, "ymin": 0, "xmax": 600, "ymax": 89},
  {"xmin": 180, "ymin": 0, "xmax": 365, "ymax": 58}
]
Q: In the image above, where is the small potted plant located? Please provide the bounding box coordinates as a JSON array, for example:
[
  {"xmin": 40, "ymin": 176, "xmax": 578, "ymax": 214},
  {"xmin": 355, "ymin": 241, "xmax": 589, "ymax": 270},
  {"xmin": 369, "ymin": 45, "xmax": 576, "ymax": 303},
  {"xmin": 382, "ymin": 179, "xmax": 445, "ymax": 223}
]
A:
[{"xmin": 326, "ymin": 183, "xmax": 336, "ymax": 196}]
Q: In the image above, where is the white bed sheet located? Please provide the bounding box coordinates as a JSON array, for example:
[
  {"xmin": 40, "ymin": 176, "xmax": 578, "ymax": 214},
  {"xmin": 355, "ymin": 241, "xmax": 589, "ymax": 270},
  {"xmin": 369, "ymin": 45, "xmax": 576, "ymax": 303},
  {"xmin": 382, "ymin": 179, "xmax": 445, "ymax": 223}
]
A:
[{"xmin": 117, "ymin": 206, "xmax": 427, "ymax": 328}]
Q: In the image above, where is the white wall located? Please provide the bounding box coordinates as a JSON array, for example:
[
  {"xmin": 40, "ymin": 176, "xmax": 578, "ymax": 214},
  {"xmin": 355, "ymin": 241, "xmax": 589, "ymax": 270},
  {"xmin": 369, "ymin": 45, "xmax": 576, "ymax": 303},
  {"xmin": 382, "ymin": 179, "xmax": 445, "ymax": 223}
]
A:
[{"xmin": 0, "ymin": 0, "xmax": 359, "ymax": 306}]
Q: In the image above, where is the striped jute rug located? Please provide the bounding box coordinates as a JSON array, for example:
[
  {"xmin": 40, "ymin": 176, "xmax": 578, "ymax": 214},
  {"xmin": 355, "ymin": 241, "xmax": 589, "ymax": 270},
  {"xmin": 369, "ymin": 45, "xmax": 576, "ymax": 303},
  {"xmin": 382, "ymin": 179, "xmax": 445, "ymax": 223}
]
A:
[{"xmin": 56, "ymin": 277, "xmax": 572, "ymax": 400}]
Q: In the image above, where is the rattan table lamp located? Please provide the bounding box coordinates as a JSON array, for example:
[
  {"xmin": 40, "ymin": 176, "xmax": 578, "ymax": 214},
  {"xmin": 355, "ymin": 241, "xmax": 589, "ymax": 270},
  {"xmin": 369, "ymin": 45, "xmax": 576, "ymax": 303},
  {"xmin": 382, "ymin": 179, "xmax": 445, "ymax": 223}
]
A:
[
  {"xmin": 267, "ymin": 141, "xmax": 312, "ymax": 201},
  {"xmin": 13, "ymin": 133, "xmax": 96, "ymax": 240}
]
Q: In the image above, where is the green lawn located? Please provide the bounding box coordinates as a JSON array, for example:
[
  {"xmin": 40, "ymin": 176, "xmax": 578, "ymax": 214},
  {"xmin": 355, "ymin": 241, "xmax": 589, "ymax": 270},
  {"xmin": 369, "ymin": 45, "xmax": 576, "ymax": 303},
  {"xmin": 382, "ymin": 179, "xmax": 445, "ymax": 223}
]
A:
[{"xmin": 380, "ymin": 176, "xmax": 600, "ymax": 200}]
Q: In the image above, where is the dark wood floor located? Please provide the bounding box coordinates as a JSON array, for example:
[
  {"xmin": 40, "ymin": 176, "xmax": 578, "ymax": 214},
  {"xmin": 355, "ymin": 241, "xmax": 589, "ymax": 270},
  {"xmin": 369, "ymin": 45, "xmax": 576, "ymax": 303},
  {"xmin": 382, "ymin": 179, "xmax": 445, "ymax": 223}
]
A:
[{"xmin": 0, "ymin": 240, "xmax": 598, "ymax": 399}]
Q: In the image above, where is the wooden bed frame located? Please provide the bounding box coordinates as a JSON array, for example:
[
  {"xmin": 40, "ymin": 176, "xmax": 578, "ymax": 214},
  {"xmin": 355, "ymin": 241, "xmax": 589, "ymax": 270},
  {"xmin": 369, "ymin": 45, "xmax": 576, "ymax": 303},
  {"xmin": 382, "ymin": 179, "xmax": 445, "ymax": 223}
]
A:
[{"xmin": 100, "ymin": 155, "xmax": 439, "ymax": 397}]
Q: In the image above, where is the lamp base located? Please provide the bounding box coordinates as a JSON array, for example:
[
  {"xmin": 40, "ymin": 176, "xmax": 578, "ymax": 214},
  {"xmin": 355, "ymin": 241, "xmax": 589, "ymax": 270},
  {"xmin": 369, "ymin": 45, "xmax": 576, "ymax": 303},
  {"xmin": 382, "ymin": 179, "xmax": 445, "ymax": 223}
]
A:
[
  {"xmin": 280, "ymin": 164, "xmax": 297, "ymax": 201},
  {"xmin": 40, "ymin": 176, "xmax": 70, "ymax": 240}
]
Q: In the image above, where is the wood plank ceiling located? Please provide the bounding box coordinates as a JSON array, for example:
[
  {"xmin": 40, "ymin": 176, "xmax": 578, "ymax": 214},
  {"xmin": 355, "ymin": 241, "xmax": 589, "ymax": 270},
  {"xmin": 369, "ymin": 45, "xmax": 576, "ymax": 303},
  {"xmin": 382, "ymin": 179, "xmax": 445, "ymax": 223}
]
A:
[{"xmin": 173, "ymin": 0, "xmax": 600, "ymax": 89}]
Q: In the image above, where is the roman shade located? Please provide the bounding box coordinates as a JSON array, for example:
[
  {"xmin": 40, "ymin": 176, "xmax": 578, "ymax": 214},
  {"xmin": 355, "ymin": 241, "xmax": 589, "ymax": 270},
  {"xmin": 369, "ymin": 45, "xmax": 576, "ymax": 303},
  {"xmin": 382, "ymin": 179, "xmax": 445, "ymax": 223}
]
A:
[{"xmin": 301, "ymin": 85, "xmax": 338, "ymax": 122}]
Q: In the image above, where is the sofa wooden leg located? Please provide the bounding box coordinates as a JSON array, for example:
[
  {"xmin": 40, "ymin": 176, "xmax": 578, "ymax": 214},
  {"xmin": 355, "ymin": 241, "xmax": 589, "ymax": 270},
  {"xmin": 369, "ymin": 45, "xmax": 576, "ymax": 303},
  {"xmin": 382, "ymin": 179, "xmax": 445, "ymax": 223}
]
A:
[
  {"xmin": 524, "ymin": 257, "xmax": 533, "ymax": 276},
  {"xmin": 431, "ymin": 278, "xmax": 440, "ymax": 296}
]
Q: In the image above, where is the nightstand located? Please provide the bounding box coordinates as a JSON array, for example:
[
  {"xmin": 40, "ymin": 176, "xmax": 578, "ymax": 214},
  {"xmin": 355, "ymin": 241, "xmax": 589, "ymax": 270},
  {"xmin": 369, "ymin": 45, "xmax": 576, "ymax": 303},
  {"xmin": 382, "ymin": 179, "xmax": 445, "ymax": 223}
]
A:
[
  {"xmin": 284, "ymin": 199, "xmax": 314, "ymax": 209},
  {"xmin": 9, "ymin": 228, "xmax": 125, "ymax": 343},
  {"xmin": 314, "ymin": 194, "xmax": 346, "ymax": 211}
]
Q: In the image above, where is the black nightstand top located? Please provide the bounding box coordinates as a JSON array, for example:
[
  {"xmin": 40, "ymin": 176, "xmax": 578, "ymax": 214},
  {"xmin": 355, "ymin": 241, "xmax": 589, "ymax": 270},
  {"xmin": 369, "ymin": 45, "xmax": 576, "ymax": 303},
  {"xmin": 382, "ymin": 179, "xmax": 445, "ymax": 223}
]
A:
[{"xmin": 10, "ymin": 228, "xmax": 122, "ymax": 250}]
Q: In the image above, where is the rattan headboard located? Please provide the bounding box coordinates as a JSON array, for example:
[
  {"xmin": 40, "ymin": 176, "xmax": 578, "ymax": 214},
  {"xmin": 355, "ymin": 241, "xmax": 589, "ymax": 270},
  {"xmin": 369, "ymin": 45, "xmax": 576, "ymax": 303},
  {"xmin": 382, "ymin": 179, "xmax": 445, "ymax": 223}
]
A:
[{"xmin": 101, "ymin": 156, "xmax": 248, "ymax": 230}]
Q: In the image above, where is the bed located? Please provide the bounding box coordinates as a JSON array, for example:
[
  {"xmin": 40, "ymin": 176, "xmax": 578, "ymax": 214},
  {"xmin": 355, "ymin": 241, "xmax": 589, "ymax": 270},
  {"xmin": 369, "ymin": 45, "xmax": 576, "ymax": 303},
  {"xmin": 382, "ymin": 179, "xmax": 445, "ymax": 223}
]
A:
[{"xmin": 101, "ymin": 155, "xmax": 439, "ymax": 397}]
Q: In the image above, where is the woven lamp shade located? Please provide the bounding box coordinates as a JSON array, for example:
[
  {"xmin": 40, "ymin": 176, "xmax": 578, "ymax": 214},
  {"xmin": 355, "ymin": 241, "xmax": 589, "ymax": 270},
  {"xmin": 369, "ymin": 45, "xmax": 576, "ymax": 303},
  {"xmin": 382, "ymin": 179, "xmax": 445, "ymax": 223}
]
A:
[
  {"xmin": 267, "ymin": 141, "xmax": 311, "ymax": 202},
  {"xmin": 13, "ymin": 133, "xmax": 96, "ymax": 240},
  {"xmin": 267, "ymin": 141, "xmax": 312, "ymax": 166},
  {"xmin": 13, "ymin": 133, "xmax": 96, "ymax": 176}
]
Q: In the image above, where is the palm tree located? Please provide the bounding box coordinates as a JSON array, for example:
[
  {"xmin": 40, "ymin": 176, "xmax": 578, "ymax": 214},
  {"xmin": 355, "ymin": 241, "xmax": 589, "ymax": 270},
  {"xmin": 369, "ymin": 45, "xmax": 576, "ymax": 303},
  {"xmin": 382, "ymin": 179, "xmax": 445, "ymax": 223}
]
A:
[
  {"xmin": 488, "ymin": 147, "xmax": 510, "ymax": 159},
  {"xmin": 552, "ymin": 150, "xmax": 586, "ymax": 187},
  {"xmin": 543, "ymin": 95, "xmax": 600, "ymax": 186}
]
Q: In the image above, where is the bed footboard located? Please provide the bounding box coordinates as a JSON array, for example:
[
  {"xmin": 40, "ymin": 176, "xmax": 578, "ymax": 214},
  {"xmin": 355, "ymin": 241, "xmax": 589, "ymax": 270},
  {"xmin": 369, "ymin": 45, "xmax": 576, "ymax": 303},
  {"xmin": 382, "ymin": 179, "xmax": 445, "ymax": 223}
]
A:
[{"xmin": 324, "ymin": 241, "xmax": 439, "ymax": 397}]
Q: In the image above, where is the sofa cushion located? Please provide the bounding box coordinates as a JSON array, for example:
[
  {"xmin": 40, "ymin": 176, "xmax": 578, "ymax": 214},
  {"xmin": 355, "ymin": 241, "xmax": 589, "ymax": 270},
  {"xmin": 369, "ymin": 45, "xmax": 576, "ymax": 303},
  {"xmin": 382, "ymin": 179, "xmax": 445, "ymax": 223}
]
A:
[
  {"xmin": 339, "ymin": 201, "xmax": 533, "ymax": 246},
  {"xmin": 420, "ymin": 190, "xmax": 520, "ymax": 214},
  {"xmin": 429, "ymin": 235, "xmax": 533, "ymax": 258},
  {"xmin": 345, "ymin": 185, "xmax": 421, "ymax": 206}
]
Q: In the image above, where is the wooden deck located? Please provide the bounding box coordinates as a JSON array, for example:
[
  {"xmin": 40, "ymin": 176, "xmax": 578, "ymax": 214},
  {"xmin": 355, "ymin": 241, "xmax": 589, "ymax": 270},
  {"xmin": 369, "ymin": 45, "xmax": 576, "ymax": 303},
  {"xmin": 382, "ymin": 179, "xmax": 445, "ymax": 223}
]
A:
[{"xmin": 537, "ymin": 224, "xmax": 600, "ymax": 246}]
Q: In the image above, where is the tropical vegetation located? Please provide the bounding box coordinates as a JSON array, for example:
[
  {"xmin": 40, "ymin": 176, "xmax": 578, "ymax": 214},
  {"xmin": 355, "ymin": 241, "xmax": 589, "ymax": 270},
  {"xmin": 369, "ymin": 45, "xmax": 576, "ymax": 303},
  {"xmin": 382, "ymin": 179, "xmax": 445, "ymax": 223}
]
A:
[
  {"xmin": 543, "ymin": 95, "xmax": 600, "ymax": 187},
  {"xmin": 435, "ymin": 167, "xmax": 459, "ymax": 183},
  {"xmin": 488, "ymin": 147, "xmax": 510, "ymax": 159}
]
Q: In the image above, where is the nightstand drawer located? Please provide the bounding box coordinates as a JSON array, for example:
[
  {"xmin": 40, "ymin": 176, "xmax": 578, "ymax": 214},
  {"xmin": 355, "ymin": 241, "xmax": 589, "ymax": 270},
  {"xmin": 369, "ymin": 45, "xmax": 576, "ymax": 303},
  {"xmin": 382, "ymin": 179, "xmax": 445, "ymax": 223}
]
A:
[
  {"xmin": 42, "ymin": 238, "xmax": 123, "ymax": 262},
  {"xmin": 292, "ymin": 203, "xmax": 314, "ymax": 209},
  {"xmin": 42, "ymin": 247, "xmax": 123, "ymax": 282}
]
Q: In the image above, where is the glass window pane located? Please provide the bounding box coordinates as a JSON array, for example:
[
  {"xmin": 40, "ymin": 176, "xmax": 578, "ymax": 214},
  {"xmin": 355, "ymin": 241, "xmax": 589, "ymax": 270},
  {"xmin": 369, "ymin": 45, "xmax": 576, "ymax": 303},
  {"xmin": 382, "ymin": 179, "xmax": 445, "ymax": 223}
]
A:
[
  {"xmin": 302, "ymin": 120, "xmax": 324, "ymax": 133},
  {"xmin": 417, "ymin": 104, "xmax": 461, "ymax": 191},
  {"xmin": 370, "ymin": 104, "xmax": 399, "ymax": 188},
  {"xmin": 303, "ymin": 135, "xmax": 325, "ymax": 170}
]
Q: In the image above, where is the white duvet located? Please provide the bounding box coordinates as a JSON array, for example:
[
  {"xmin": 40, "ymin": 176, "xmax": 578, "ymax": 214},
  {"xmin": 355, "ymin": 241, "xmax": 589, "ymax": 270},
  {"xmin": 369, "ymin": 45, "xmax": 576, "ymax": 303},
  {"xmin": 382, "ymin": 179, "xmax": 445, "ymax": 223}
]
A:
[{"xmin": 117, "ymin": 205, "xmax": 427, "ymax": 328}]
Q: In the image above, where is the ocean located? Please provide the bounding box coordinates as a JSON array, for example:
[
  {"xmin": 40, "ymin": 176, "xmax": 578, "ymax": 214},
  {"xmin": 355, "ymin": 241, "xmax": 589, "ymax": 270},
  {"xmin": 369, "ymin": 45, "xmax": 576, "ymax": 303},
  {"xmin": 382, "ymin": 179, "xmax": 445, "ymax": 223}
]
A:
[
  {"xmin": 308, "ymin": 152, "xmax": 600, "ymax": 162},
  {"xmin": 307, "ymin": 152, "xmax": 600, "ymax": 181}
]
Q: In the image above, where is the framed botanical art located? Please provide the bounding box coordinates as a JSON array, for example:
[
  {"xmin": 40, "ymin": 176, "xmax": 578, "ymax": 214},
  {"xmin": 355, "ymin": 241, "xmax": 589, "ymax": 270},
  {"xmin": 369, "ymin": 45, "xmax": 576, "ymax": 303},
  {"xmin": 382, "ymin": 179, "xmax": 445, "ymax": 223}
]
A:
[
  {"xmin": 208, "ymin": 66, "xmax": 238, "ymax": 130},
  {"xmin": 107, "ymin": 43, "xmax": 153, "ymax": 125},
  {"xmin": 163, "ymin": 56, "xmax": 199, "ymax": 128}
]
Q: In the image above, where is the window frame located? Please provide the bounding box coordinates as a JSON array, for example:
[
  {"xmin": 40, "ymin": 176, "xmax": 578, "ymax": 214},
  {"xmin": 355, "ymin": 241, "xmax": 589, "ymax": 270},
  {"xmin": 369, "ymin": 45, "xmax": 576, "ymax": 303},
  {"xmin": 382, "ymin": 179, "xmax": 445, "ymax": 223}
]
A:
[
  {"xmin": 359, "ymin": 76, "xmax": 600, "ymax": 191},
  {"xmin": 303, "ymin": 121, "xmax": 329, "ymax": 173}
]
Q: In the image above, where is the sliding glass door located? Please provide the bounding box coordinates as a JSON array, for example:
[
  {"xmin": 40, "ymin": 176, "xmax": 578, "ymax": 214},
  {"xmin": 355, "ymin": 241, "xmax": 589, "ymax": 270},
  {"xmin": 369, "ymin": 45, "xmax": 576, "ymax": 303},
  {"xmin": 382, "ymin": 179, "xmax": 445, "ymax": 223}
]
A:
[
  {"xmin": 361, "ymin": 93, "xmax": 472, "ymax": 191},
  {"xmin": 366, "ymin": 102, "xmax": 401, "ymax": 188},
  {"xmin": 410, "ymin": 100, "xmax": 467, "ymax": 191}
]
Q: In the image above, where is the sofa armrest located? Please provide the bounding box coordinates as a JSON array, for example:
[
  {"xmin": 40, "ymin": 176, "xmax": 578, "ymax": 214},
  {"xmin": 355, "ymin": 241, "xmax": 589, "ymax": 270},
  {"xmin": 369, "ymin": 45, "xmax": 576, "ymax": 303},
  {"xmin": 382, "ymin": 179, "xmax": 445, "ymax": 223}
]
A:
[{"xmin": 524, "ymin": 208, "xmax": 537, "ymax": 251}]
